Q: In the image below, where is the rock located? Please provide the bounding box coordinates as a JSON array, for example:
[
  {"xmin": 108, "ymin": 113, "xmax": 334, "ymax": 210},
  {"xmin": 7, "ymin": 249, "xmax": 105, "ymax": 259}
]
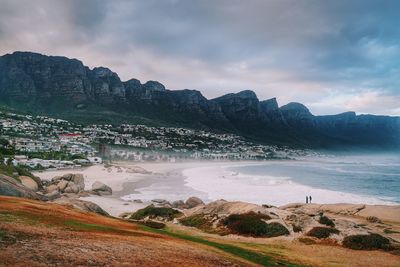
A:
[
  {"xmin": 61, "ymin": 173, "xmax": 74, "ymax": 181},
  {"xmin": 51, "ymin": 176, "xmax": 63, "ymax": 183},
  {"xmin": 53, "ymin": 197, "xmax": 109, "ymax": 216},
  {"xmin": 185, "ymin": 197, "xmax": 205, "ymax": 208},
  {"xmin": 152, "ymin": 199, "xmax": 167, "ymax": 204},
  {"xmin": 19, "ymin": 176, "xmax": 38, "ymax": 191},
  {"xmin": 57, "ymin": 180, "xmax": 68, "ymax": 191},
  {"xmin": 64, "ymin": 184, "xmax": 79, "ymax": 194},
  {"xmin": 45, "ymin": 184, "xmax": 59, "ymax": 194},
  {"xmin": 71, "ymin": 174, "xmax": 85, "ymax": 191},
  {"xmin": 0, "ymin": 174, "xmax": 44, "ymax": 200},
  {"xmin": 172, "ymin": 200, "xmax": 188, "ymax": 209},
  {"xmin": 45, "ymin": 190, "xmax": 61, "ymax": 200},
  {"xmin": 91, "ymin": 181, "xmax": 112, "ymax": 195},
  {"xmin": 133, "ymin": 199, "xmax": 143, "ymax": 203}
]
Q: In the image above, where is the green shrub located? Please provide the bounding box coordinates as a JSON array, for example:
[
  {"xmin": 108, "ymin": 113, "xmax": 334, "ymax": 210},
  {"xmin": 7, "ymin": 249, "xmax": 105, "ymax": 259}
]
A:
[
  {"xmin": 130, "ymin": 205, "xmax": 182, "ymax": 220},
  {"xmin": 318, "ymin": 215, "xmax": 335, "ymax": 227},
  {"xmin": 292, "ymin": 224, "xmax": 302, "ymax": 233},
  {"xmin": 137, "ymin": 220, "xmax": 165, "ymax": 229},
  {"xmin": 306, "ymin": 227, "xmax": 339, "ymax": 239},
  {"xmin": 222, "ymin": 212, "xmax": 288, "ymax": 237},
  {"xmin": 180, "ymin": 214, "xmax": 212, "ymax": 229},
  {"xmin": 342, "ymin": 234, "xmax": 390, "ymax": 250}
]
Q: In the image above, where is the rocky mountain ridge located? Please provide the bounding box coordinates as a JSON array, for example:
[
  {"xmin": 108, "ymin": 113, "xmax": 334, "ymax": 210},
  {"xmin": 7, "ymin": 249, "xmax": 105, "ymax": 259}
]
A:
[{"xmin": 0, "ymin": 51, "xmax": 399, "ymax": 149}]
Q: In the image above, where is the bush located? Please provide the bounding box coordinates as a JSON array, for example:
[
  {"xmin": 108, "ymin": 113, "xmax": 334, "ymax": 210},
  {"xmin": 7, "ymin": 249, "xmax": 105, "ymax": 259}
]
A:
[
  {"xmin": 130, "ymin": 205, "xmax": 182, "ymax": 220},
  {"xmin": 137, "ymin": 220, "xmax": 165, "ymax": 229},
  {"xmin": 222, "ymin": 212, "xmax": 288, "ymax": 237},
  {"xmin": 292, "ymin": 224, "xmax": 302, "ymax": 233},
  {"xmin": 342, "ymin": 234, "xmax": 390, "ymax": 250},
  {"xmin": 318, "ymin": 215, "xmax": 335, "ymax": 227},
  {"xmin": 306, "ymin": 227, "xmax": 339, "ymax": 239},
  {"xmin": 180, "ymin": 214, "xmax": 212, "ymax": 229}
]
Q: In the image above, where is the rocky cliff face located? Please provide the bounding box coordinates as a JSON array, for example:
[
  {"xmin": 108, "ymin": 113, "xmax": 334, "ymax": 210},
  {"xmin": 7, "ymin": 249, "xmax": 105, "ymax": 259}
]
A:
[{"xmin": 0, "ymin": 51, "xmax": 399, "ymax": 149}]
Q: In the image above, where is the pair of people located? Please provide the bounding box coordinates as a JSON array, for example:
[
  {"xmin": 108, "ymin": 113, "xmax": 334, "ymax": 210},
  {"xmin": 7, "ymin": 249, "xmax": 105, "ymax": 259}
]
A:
[{"xmin": 306, "ymin": 195, "xmax": 312, "ymax": 204}]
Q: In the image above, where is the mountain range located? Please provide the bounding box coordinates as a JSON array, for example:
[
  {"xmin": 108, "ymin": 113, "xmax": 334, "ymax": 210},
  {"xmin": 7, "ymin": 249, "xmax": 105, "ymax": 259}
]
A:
[{"xmin": 0, "ymin": 51, "xmax": 399, "ymax": 149}]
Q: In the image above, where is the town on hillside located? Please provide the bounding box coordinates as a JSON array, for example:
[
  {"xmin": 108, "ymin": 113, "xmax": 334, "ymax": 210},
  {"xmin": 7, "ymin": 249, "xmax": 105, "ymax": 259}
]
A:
[{"xmin": 0, "ymin": 110, "xmax": 310, "ymax": 170}]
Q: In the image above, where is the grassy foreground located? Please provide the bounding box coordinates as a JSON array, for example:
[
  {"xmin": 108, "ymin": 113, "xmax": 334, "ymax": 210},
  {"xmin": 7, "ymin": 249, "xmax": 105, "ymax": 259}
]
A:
[
  {"xmin": 0, "ymin": 196, "xmax": 304, "ymax": 266},
  {"xmin": 142, "ymin": 225, "xmax": 304, "ymax": 267}
]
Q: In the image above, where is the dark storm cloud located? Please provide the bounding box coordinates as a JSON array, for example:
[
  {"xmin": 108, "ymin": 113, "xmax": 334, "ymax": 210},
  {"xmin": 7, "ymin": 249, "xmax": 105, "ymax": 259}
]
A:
[{"xmin": 0, "ymin": 0, "xmax": 399, "ymax": 115}]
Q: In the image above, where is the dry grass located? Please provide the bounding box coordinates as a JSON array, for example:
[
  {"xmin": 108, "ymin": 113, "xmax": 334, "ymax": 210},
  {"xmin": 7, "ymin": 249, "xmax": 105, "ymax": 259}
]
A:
[{"xmin": 0, "ymin": 196, "xmax": 255, "ymax": 267}]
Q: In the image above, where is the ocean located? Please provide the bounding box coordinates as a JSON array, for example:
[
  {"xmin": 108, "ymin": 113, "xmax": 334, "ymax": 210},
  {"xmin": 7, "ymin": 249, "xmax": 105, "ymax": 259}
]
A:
[{"xmin": 183, "ymin": 153, "xmax": 400, "ymax": 205}]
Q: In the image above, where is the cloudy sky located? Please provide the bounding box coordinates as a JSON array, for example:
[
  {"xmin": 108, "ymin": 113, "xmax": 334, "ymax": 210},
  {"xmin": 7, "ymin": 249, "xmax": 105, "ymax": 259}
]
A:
[{"xmin": 0, "ymin": 0, "xmax": 399, "ymax": 115}]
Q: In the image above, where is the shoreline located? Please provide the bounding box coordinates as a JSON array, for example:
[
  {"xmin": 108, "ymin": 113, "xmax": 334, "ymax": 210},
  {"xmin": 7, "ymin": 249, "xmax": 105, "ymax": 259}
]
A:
[{"xmin": 34, "ymin": 160, "xmax": 400, "ymax": 217}]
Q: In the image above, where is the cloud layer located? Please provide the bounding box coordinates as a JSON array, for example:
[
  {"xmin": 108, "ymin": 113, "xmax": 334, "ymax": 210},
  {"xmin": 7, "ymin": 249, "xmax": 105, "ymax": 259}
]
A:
[{"xmin": 0, "ymin": 0, "xmax": 399, "ymax": 115}]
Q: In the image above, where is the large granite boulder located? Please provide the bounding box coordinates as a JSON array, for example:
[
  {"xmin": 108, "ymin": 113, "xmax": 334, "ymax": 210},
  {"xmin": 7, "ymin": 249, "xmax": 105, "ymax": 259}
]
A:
[
  {"xmin": 54, "ymin": 197, "xmax": 109, "ymax": 216},
  {"xmin": 91, "ymin": 181, "xmax": 112, "ymax": 195},
  {"xmin": 19, "ymin": 176, "xmax": 38, "ymax": 191},
  {"xmin": 185, "ymin": 197, "xmax": 205, "ymax": 208},
  {"xmin": 0, "ymin": 174, "xmax": 43, "ymax": 200}
]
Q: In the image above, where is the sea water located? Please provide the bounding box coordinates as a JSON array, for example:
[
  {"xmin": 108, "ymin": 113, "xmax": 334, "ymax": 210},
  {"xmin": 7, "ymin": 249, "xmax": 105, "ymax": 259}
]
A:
[
  {"xmin": 122, "ymin": 153, "xmax": 400, "ymax": 206},
  {"xmin": 183, "ymin": 153, "xmax": 400, "ymax": 205}
]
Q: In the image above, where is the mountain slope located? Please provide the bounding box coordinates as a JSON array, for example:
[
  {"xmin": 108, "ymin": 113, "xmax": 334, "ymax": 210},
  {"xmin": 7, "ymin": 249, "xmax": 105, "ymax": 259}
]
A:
[{"xmin": 0, "ymin": 51, "xmax": 399, "ymax": 149}]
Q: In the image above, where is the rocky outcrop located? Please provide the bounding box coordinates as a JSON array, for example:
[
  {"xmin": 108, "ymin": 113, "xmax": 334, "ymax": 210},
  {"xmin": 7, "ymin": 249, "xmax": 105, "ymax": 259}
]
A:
[
  {"xmin": 0, "ymin": 174, "xmax": 44, "ymax": 200},
  {"xmin": 185, "ymin": 197, "xmax": 205, "ymax": 208},
  {"xmin": 54, "ymin": 197, "xmax": 109, "ymax": 216},
  {"xmin": 91, "ymin": 181, "xmax": 112, "ymax": 195},
  {"xmin": 179, "ymin": 200, "xmax": 400, "ymax": 247},
  {"xmin": 19, "ymin": 176, "xmax": 39, "ymax": 191},
  {"xmin": 1, "ymin": 51, "xmax": 399, "ymax": 149},
  {"xmin": 43, "ymin": 173, "xmax": 86, "ymax": 198}
]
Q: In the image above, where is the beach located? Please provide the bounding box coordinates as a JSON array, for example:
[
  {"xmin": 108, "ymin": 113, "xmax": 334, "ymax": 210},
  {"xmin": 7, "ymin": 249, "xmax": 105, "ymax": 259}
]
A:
[
  {"xmin": 35, "ymin": 161, "xmax": 257, "ymax": 216},
  {"xmin": 34, "ymin": 154, "xmax": 400, "ymax": 217}
]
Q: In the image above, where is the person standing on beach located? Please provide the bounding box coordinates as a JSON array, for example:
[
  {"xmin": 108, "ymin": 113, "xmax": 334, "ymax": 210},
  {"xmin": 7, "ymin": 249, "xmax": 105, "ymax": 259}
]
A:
[
  {"xmin": 309, "ymin": 196, "xmax": 312, "ymax": 203},
  {"xmin": 306, "ymin": 196, "xmax": 309, "ymax": 204}
]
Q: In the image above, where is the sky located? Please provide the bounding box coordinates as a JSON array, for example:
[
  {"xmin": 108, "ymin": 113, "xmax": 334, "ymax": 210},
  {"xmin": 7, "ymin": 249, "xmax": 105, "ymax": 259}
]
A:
[{"xmin": 0, "ymin": 0, "xmax": 399, "ymax": 116}]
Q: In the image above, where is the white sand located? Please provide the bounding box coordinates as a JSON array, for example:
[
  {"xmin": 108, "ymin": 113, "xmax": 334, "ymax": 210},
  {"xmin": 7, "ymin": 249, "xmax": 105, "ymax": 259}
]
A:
[{"xmin": 34, "ymin": 161, "xmax": 250, "ymax": 216}]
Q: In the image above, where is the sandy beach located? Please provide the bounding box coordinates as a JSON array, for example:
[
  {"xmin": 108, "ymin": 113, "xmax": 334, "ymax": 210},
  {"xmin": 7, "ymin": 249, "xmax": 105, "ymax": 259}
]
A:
[
  {"xmin": 35, "ymin": 159, "xmax": 400, "ymax": 217},
  {"xmin": 34, "ymin": 161, "xmax": 256, "ymax": 216}
]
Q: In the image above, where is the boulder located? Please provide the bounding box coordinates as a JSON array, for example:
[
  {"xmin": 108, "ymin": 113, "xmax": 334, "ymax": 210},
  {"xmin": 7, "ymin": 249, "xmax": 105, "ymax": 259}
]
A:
[
  {"xmin": 185, "ymin": 197, "xmax": 205, "ymax": 208},
  {"xmin": 45, "ymin": 184, "xmax": 59, "ymax": 194},
  {"xmin": 0, "ymin": 174, "xmax": 44, "ymax": 200},
  {"xmin": 91, "ymin": 181, "xmax": 112, "ymax": 195},
  {"xmin": 172, "ymin": 200, "xmax": 188, "ymax": 209},
  {"xmin": 51, "ymin": 176, "xmax": 63, "ymax": 183},
  {"xmin": 57, "ymin": 180, "xmax": 68, "ymax": 191},
  {"xmin": 61, "ymin": 173, "xmax": 74, "ymax": 181},
  {"xmin": 64, "ymin": 184, "xmax": 79, "ymax": 194},
  {"xmin": 53, "ymin": 197, "xmax": 109, "ymax": 216},
  {"xmin": 19, "ymin": 176, "xmax": 38, "ymax": 191},
  {"xmin": 71, "ymin": 174, "xmax": 85, "ymax": 191},
  {"xmin": 45, "ymin": 190, "xmax": 61, "ymax": 200}
]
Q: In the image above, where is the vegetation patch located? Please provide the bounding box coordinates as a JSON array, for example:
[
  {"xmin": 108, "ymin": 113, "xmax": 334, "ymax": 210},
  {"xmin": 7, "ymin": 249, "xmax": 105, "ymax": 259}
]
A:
[
  {"xmin": 306, "ymin": 227, "xmax": 339, "ymax": 239},
  {"xmin": 141, "ymin": 226, "xmax": 302, "ymax": 267},
  {"xmin": 137, "ymin": 220, "xmax": 165, "ymax": 229},
  {"xmin": 222, "ymin": 212, "xmax": 289, "ymax": 237},
  {"xmin": 342, "ymin": 234, "xmax": 391, "ymax": 250},
  {"xmin": 318, "ymin": 216, "xmax": 335, "ymax": 227},
  {"xmin": 130, "ymin": 205, "xmax": 182, "ymax": 221},
  {"xmin": 0, "ymin": 228, "xmax": 34, "ymax": 247},
  {"xmin": 180, "ymin": 214, "xmax": 213, "ymax": 230},
  {"xmin": 297, "ymin": 237, "xmax": 316, "ymax": 245},
  {"xmin": 384, "ymin": 228, "xmax": 400, "ymax": 234},
  {"xmin": 292, "ymin": 224, "xmax": 302, "ymax": 233},
  {"xmin": 366, "ymin": 216, "xmax": 382, "ymax": 224}
]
